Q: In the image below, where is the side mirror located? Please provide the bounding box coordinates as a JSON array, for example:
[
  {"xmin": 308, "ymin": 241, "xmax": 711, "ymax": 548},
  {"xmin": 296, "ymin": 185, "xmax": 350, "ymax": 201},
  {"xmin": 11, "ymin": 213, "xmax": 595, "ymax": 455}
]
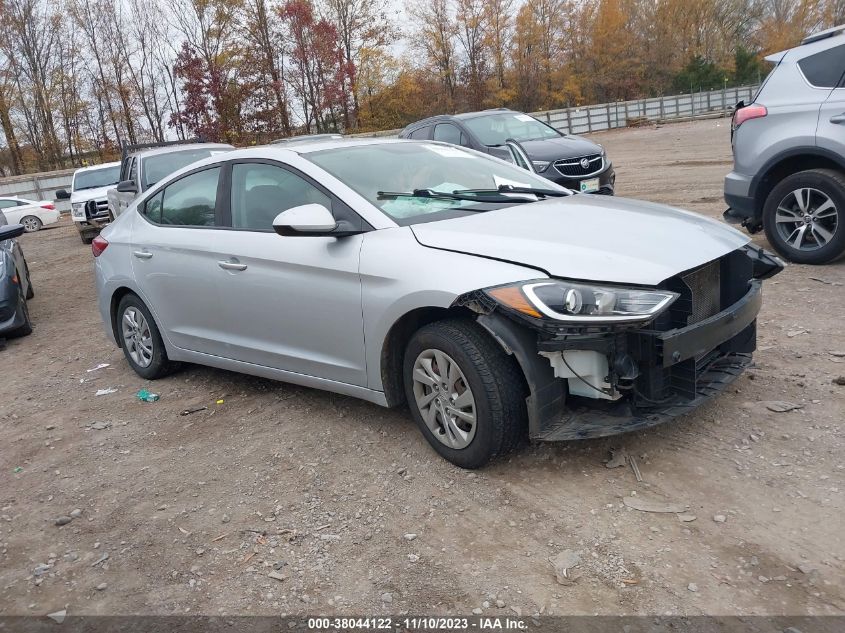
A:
[
  {"xmin": 0, "ymin": 224, "xmax": 25, "ymax": 241},
  {"xmin": 116, "ymin": 180, "xmax": 137, "ymax": 194},
  {"xmin": 273, "ymin": 204, "xmax": 339, "ymax": 237},
  {"xmin": 55, "ymin": 189, "xmax": 70, "ymax": 200}
]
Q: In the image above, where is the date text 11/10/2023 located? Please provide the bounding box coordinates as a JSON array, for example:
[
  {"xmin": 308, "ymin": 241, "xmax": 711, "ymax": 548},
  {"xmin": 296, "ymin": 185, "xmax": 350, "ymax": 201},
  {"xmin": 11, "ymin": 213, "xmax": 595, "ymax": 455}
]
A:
[{"xmin": 307, "ymin": 617, "xmax": 528, "ymax": 630}]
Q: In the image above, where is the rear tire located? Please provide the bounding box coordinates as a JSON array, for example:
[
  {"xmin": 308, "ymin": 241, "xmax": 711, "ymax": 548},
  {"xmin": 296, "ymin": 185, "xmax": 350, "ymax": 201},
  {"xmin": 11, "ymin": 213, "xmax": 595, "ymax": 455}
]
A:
[
  {"xmin": 762, "ymin": 169, "xmax": 845, "ymax": 264},
  {"xmin": 116, "ymin": 293, "xmax": 177, "ymax": 379},
  {"xmin": 403, "ymin": 319, "xmax": 526, "ymax": 469},
  {"xmin": 23, "ymin": 260, "xmax": 34, "ymax": 299},
  {"xmin": 20, "ymin": 216, "xmax": 42, "ymax": 233},
  {"xmin": 9, "ymin": 285, "xmax": 32, "ymax": 337}
]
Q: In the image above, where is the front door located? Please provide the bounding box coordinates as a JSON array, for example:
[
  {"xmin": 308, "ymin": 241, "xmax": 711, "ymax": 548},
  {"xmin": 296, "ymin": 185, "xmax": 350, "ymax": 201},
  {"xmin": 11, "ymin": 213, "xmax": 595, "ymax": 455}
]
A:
[{"xmin": 213, "ymin": 160, "xmax": 367, "ymax": 386}]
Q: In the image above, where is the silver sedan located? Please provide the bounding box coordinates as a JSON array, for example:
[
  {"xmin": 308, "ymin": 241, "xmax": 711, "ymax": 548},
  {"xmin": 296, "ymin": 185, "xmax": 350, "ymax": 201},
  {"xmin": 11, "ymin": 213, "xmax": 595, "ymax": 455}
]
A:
[{"xmin": 94, "ymin": 138, "xmax": 782, "ymax": 468}]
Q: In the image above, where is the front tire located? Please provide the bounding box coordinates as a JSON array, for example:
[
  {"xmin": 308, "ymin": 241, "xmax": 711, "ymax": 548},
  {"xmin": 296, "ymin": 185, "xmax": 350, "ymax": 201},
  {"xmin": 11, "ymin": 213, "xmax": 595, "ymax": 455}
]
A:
[
  {"xmin": 403, "ymin": 319, "xmax": 526, "ymax": 469},
  {"xmin": 20, "ymin": 216, "xmax": 42, "ymax": 233},
  {"xmin": 116, "ymin": 293, "xmax": 176, "ymax": 379},
  {"xmin": 762, "ymin": 169, "xmax": 845, "ymax": 264}
]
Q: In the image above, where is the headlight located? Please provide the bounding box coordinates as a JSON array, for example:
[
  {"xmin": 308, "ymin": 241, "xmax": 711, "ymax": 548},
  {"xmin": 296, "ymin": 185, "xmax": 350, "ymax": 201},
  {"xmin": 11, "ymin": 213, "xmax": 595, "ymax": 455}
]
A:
[
  {"xmin": 531, "ymin": 160, "xmax": 550, "ymax": 172},
  {"xmin": 597, "ymin": 144, "xmax": 607, "ymax": 158},
  {"xmin": 486, "ymin": 280, "xmax": 678, "ymax": 324}
]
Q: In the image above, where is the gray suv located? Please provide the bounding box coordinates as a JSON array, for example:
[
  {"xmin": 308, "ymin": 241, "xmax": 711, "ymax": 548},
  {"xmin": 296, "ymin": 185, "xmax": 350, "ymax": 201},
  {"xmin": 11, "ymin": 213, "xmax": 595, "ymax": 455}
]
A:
[{"xmin": 724, "ymin": 25, "xmax": 845, "ymax": 264}]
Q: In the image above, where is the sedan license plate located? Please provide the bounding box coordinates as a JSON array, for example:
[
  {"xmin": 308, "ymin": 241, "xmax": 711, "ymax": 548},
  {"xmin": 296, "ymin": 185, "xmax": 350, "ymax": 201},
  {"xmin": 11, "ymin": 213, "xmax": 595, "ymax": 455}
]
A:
[{"xmin": 580, "ymin": 178, "xmax": 600, "ymax": 193}]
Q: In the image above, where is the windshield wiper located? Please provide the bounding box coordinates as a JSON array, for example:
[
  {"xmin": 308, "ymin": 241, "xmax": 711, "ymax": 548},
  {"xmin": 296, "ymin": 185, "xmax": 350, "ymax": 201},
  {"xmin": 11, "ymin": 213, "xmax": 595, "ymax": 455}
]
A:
[
  {"xmin": 376, "ymin": 188, "xmax": 535, "ymax": 203},
  {"xmin": 454, "ymin": 185, "xmax": 572, "ymax": 198}
]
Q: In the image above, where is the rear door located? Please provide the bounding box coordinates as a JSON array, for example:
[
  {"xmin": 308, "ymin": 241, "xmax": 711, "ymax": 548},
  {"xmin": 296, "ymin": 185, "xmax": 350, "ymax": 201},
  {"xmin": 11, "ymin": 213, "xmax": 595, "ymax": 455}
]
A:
[
  {"xmin": 211, "ymin": 159, "xmax": 368, "ymax": 386},
  {"xmin": 813, "ymin": 46, "xmax": 845, "ymax": 158},
  {"xmin": 130, "ymin": 165, "xmax": 231, "ymax": 356}
]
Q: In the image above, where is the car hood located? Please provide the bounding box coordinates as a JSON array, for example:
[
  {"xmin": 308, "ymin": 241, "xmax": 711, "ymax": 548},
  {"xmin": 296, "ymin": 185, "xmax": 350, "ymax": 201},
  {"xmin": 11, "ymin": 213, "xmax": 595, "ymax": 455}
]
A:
[
  {"xmin": 410, "ymin": 195, "xmax": 749, "ymax": 286},
  {"xmin": 70, "ymin": 185, "xmax": 113, "ymax": 204},
  {"xmin": 518, "ymin": 135, "xmax": 603, "ymax": 162}
]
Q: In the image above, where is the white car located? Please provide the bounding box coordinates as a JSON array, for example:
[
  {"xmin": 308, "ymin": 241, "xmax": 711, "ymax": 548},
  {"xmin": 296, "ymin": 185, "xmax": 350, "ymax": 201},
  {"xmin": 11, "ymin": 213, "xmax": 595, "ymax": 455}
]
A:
[{"xmin": 0, "ymin": 197, "xmax": 60, "ymax": 232}]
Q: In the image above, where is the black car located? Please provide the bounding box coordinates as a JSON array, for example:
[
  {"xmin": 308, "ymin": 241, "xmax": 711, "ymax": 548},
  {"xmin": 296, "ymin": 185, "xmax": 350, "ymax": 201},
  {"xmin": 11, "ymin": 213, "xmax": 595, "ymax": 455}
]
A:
[
  {"xmin": 0, "ymin": 213, "xmax": 34, "ymax": 340},
  {"xmin": 399, "ymin": 109, "xmax": 615, "ymax": 194}
]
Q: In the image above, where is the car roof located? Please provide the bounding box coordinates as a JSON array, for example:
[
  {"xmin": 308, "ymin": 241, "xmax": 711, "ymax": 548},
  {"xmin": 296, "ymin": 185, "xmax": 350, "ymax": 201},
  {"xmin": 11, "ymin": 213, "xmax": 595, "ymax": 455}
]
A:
[
  {"xmin": 269, "ymin": 134, "xmax": 344, "ymax": 146},
  {"xmin": 403, "ymin": 109, "xmax": 524, "ymax": 131},
  {"xmin": 130, "ymin": 143, "xmax": 234, "ymax": 159},
  {"xmin": 251, "ymin": 137, "xmax": 413, "ymax": 156},
  {"xmin": 802, "ymin": 23, "xmax": 845, "ymax": 45},
  {"xmin": 73, "ymin": 161, "xmax": 121, "ymax": 174},
  {"xmin": 767, "ymin": 24, "xmax": 845, "ymax": 62}
]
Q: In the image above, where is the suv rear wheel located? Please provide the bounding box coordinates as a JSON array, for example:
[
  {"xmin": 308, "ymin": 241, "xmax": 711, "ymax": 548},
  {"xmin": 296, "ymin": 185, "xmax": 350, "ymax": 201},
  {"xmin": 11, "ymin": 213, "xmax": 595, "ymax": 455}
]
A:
[{"xmin": 763, "ymin": 169, "xmax": 845, "ymax": 264}]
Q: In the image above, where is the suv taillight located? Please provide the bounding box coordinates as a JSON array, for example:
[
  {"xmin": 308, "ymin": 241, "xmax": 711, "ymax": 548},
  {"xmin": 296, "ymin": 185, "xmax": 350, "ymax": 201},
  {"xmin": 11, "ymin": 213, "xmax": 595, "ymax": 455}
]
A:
[
  {"xmin": 734, "ymin": 104, "xmax": 767, "ymax": 128},
  {"xmin": 91, "ymin": 235, "xmax": 109, "ymax": 257}
]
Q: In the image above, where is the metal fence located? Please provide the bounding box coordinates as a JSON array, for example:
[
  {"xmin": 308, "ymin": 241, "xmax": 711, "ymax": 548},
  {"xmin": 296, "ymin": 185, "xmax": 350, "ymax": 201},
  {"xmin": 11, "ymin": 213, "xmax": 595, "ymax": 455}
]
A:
[
  {"xmin": 0, "ymin": 168, "xmax": 75, "ymax": 213},
  {"xmin": 532, "ymin": 84, "xmax": 759, "ymax": 135},
  {"xmin": 351, "ymin": 84, "xmax": 760, "ymax": 139}
]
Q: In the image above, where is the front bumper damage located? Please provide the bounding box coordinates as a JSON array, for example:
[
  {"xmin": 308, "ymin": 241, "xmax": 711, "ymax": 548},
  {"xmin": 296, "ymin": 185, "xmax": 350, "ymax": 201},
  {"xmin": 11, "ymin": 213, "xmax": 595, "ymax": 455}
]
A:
[{"xmin": 461, "ymin": 245, "xmax": 783, "ymax": 441}]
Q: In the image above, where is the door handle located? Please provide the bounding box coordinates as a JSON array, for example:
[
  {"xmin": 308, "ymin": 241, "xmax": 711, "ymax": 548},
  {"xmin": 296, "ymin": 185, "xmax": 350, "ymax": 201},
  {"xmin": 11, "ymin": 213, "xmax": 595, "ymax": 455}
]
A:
[
  {"xmin": 133, "ymin": 250, "xmax": 153, "ymax": 259},
  {"xmin": 831, "ymin": 113, "xmax": 845, "ymax": 124},
  {"xmin": 218, "ymin": 261, "xmax": 247, "ymax": 271}
]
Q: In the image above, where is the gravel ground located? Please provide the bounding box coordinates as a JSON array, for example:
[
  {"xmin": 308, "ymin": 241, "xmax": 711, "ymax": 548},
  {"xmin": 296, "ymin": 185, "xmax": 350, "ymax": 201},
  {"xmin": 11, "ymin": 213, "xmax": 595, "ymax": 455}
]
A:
[{"xmin": 0, "ymin": 119, "xmax": 843, "ymax": 618}]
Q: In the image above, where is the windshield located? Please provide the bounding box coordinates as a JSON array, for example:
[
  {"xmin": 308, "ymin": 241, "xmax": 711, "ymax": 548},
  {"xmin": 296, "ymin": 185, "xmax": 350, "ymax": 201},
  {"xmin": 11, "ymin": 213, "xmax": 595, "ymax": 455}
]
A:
[
  {"xmin": 306, "ymin": 142, "xmax": 568, "ymax": 224},
  {"xmin": 73, "ymin": 165, "xmax": 120, "ymax": 191},
  {"xmin": 143, "ymin": 149, "xmax": 230, "ymax": 188},
  {"xmin": 463, "ymin": 113, "xmax": 561, "ymax": 146}
]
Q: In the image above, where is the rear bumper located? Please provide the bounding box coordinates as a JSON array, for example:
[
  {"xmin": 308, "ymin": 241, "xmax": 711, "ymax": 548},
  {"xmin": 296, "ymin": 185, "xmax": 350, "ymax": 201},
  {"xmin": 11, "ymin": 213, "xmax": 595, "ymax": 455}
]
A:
[
  {"xmin": 724, "ymin": 170, "xmax": 756, "ymax": 220},
  {"xmin": 41, "ymin": 210, "xmax": 60, "ymax": 226}
]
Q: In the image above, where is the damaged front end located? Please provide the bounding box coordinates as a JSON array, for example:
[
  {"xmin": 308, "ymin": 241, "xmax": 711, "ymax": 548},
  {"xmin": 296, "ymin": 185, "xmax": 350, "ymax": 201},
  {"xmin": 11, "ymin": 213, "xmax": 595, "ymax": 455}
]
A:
[{"xmin": 454, "ymin": 244, "xmax": 784, "ymax": 441}]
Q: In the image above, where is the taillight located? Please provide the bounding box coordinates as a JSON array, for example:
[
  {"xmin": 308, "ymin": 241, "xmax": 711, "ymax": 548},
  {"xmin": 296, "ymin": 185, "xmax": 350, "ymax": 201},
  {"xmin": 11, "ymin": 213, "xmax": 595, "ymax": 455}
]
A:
[
  {"xmin": 734, "ymin": 104, "xmax": 767, "ymax": 128},
  {"xmin": 41, "ymin": 203, "xmax": 55, "ymax": 210},
  {"xmin": 91, "ymin": 235, "xmax": 109, "ymax": 257}
]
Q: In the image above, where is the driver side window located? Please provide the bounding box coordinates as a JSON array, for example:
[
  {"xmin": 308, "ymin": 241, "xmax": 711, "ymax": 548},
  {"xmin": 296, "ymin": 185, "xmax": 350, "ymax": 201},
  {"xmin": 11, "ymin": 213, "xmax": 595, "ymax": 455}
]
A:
[{"xmin": 230, "ymin": 163, "xmax": 332, "ymax": 231}]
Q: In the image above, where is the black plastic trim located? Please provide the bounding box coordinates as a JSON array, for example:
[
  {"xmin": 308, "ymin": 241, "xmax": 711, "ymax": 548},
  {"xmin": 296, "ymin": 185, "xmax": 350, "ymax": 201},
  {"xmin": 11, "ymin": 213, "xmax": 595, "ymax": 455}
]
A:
[
  {"xmin": 749, "ymin": 147, "xmax": 845, "ymax": 204},
  {"xmin": 659, "ymin": 280, "xmax": 762, "ymax": 367}
]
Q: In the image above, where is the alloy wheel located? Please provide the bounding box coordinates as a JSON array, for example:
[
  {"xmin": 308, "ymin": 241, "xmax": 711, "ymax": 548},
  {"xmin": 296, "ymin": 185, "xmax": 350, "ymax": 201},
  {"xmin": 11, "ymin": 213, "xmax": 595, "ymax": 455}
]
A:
[
  {"xmin": 774, "ymin": 188, "xmax": 838, "ymax": 252},
  {"xmin": 121, "ymin": 307, "xmax": 153, "ymax": 368},
  {"xmin": 411, "ymin": 349, "xmax": 477, "ymax": 449},
  {"xmin": 22, "ymin": 217, "xmax": 40, "ymax": 232}
]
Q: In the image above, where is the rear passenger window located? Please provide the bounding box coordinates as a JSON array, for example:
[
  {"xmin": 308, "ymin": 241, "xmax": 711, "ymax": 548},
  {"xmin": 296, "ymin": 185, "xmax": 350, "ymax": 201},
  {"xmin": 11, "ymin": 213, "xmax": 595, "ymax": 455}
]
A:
[
  {"xmin": 433, "ymin": 123, "xmax": 463, "ymax": 145},
  {"xmin": 798, "ymin": 45, "xmax": 845, "ymax": 88},
  {"xmin": 408, "ymin": 126, "xmax": 430, "ymax": 140},
  {"xmin": 156, "ymin": 167, "xmax": 220, "ymax": 226},
  {"xmin": 144, "ymin": 191, "xmax": 164, "ymax": 223}
]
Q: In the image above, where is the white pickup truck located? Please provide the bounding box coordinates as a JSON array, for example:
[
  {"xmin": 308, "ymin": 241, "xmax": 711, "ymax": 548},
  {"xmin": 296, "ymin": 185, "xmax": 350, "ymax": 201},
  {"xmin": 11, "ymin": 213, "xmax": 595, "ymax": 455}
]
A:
[
  {"xmin": 107, "ymin": 142, "xmax": 233, "ymax": 219},
  {"xmin": 56, "ymin": 162, "xmax": 121, "ymax": 243}
]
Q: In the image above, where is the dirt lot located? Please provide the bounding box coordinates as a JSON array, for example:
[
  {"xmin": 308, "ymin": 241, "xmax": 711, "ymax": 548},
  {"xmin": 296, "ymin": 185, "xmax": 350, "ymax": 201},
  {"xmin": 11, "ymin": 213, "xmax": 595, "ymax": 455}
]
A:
[{"xmin": 1, "ymin": 120, "xmax": 843, "ymax": 619}]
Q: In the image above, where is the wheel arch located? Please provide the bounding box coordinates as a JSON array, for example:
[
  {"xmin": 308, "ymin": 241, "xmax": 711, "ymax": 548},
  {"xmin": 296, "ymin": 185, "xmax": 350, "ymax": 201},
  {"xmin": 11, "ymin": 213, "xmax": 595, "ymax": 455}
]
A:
[
  {"xmin": 108, "ymin": 286, "xmax": 138, "ymax": 345},
  {"xmin": 752, "ymin": 148, "xmax": 845, "ymax": 218},
  {"xmin": 379, "ymin": 305, "xmax": 474, "ymax": 407}
]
